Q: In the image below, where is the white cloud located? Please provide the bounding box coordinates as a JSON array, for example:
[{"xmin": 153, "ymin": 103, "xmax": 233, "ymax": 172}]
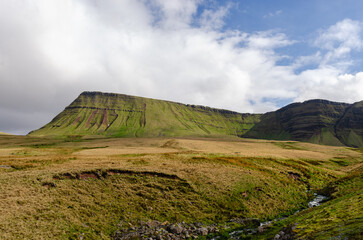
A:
[
  {"xmin": 293, "ymin": 19, "xmax": 363, "ymax": 103},
  {"xmin": 149, "ymin": 0, "xmax": 200, "ymax": 29},
  {"xmin": 247, "ymin": 31, "xmax": 294, "ymax": 49},
  {"xmin": 314, "ymin": 18, "xmax": 363, "ymax": 67},
  {"xmin": 296, "ymin": 68, "xmax": 363, "ymax": 103},
  {"xmin": 263, "ymin": 10, "xmax": 282, "ymax": 18},
  {"xmin": 198, "ymin": 3, "xmax": 231, "ymax": 30},
  {"xmin": 0, "ymin": 1, "xmax": 362, "ymax": 134}
]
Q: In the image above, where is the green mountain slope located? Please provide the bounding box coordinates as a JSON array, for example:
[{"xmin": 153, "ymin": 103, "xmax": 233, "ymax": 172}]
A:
[
  {"xmin": 29, "ymin": 92, "xmax": 261, "ymax": 138},
  {"xmin": 244, "ymin": 99, "xmax": 363, "ymax": 147}
]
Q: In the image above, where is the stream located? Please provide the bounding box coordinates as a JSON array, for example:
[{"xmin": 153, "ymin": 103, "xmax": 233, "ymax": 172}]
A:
[
  {"xmin": 225, "ymin": 193, "xmax": 329, "ymax": 240},
  {"xmin": 114, "ymin": 194, "xmax": 330, "ymax": 239},
  {"xmin": 259, "ymin": 193, "xmax": 329, "ymax": 226},
  {"xmin": 308, "ymin": 193, "xmax": 328, "ymax": 208}
]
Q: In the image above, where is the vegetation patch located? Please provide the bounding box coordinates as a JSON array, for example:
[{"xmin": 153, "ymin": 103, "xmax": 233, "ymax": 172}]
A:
[
  {"xmin": 351, "ymin": 148, "xmax": 363, "ymax": 153},
  {"xmin": 27, "ymin": 143, "xmax": 57, "ymax": 148},
  {"xmin": 160, "ymin": 139, "xmax": 184, "ymax": 149},
  {"xmin": 79, "ymin": 146, "xmax": 109, "ymax": 150},
  {"xmin": 65, "ymin": 135, "xmax": 84, "ymax": 142},
  {"xmin": 330, "ymin": 157, "xmax": 350, "ymax": 166},
  {"xmin": 53, "ymin": 169, "xmax": 188, "ymax": 183},
  {"xmin": 303, "ymin": 159, "xmax": 323, "ymax": 165},
  {"xmin": 42, "ymin": 181, "xmax": 56, "ymax": 188},
  {"xmin": 1, "ymin": 158, "xmax": 71, "ymax": 171},
  {"xmin": 127, "ymin": 159, "xmax": 149, "ymax": 165},
  {"xmin": 273, "ymin": 142, "xmax": 305, "ymax": 150}
]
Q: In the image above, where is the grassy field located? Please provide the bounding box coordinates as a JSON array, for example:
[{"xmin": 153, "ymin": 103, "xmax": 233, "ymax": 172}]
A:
[{"xmin": 0, "ymin": 135, "xmax": 362, "ymax": 239}]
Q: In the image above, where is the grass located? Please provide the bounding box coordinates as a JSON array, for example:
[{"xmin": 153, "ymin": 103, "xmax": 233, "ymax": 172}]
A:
[
  {"xmin": 255, "ymin": 169, "xmax": 363, "ymax": 240},
  {"xmin": 0, "ymin": 135, "xmax": 361, "ymax": 239}
]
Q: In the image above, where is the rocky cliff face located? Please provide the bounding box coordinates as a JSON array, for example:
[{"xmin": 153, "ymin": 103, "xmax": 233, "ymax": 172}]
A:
[{"xmin": 243, "ymin": 99, "xmax": 363, "ymax": 147}]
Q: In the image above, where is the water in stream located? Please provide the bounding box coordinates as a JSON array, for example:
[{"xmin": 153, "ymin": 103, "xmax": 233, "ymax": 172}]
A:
[
  {"xmin": 211, "ymin": 193, "xmax": 330, "ymax": 239},
  {"xmin": 259, "ymin": 193, "xmax": 329, "ymax": 227},
  {"xmin": 308, "ymin": 193, "xmax": 328, "ymax": 208}
]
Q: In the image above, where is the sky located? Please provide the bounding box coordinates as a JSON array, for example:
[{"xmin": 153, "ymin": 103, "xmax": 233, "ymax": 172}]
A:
[{"xmin": 1, "ymin": 0, "xmax": 363, "ymax": 135}]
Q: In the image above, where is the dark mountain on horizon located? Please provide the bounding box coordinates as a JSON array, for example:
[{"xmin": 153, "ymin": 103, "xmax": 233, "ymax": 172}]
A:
[
  {"xmin": 28, "ymin": 91, "xmax": 363, "ymax": 147},
  {"xmin": 244, "ymin": 99, "xmax": 363, "ymax": 147},
  {"xmin": 335, "ymin": 100, "xmax": 363, "ymax": 147}
]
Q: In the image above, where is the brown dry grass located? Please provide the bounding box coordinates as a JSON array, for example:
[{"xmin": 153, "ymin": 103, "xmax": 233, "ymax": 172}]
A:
[
  {"xmin": 0, "ymin": 135, "xmax": 361, "ymax": 239},
  {"xmin": 71, "ymin": 137, "xmax": 359, "ymax": 161}
]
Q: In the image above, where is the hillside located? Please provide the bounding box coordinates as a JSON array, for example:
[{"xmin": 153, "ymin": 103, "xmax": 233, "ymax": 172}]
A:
[
  {"xmin": 0, "ymin": 132, "xmax": 12, "ymax": 135},
  {"xmin": 29, "ymin": 91, "xmax": 260, "ymax": 138},
  {"xmin": 29, "ymin": 92, "xmax": 363, "ymax": 147},
  {"xmin": 244, "ymin": 99, "xmax": 363, "ymax": 147}
]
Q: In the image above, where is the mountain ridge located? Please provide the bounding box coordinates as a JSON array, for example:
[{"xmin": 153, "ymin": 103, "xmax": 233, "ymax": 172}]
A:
[
  {"xmin": 28, "ymin": 91, "xmax": 363, "ymax": 147},
  {"xmin": 245, "ymin": 98, "xmax": 362, "ymax": 147},
  {"xmin": 29, "ymin": 91, "xmax": 261, "ymax": 138}
]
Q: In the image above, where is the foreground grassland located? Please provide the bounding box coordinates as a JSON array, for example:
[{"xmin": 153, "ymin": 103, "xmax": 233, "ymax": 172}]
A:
[{"xmin": 0, "ymin": 135, "xmax": 362, "ymax": 239}]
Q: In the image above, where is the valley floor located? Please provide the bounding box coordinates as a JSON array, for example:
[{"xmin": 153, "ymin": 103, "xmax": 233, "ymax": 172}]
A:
[{"xmin": 0, "ymin": 135, "xmax": 362, "ymax": 239}]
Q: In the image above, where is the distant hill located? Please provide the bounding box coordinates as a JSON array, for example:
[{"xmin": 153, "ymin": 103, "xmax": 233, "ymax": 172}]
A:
[
  {"xmin": 335, "ymin": 100, "xmax": 363, "ymax": 147},
  {"xmin": 0, "ymin": 132, "xmax": 12, "ymax": 135},
  {"xmin": 28, "ymin": 92, "xmax": 363, "ymax": 147},
  {"xmin": 29, "ymin": 91, "xmax": 260, "ymax": 138},
  {"xmin": 244, "ymin": 99, "xmax": 363, "ymax": 147}
]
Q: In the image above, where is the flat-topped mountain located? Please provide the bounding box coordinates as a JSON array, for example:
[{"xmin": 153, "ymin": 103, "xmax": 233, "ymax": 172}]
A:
[
  {"xmin": 29, "ymin": 92, "xmax": 363, "ymax": 147},
  {"xmin": 29, "ymin": 91, "xmax": 260, "ymax": 138}
]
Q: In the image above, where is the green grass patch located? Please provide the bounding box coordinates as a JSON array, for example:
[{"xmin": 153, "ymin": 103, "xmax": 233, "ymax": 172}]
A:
[
  {"xmin": 329, "ymin": 157, "xmax": 350, "ymax": 166},
  {"xmin": 27, "ymin": 143, "xmax": 57, "ymax": 148}
]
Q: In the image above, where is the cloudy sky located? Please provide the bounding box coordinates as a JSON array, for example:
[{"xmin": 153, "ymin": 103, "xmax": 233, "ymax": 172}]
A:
[{"xmin": 1, "ymin": 0, "xmax": 363, "ymax": 135}]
